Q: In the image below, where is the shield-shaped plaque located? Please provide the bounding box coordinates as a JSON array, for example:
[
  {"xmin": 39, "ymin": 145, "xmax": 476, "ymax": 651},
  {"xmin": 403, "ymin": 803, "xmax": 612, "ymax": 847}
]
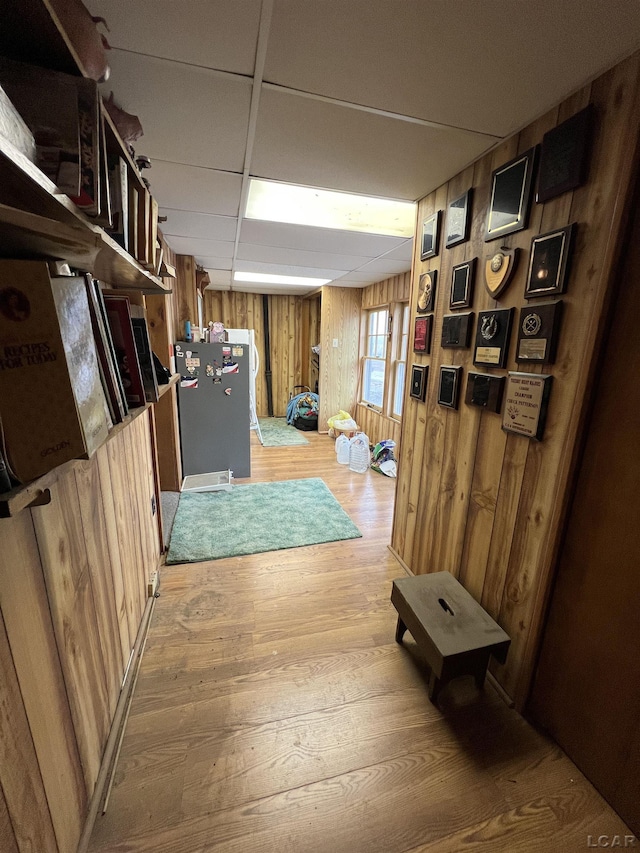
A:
[{"xmin": 484, "ymin": 248, "xmax": 519, "ymax": 298}]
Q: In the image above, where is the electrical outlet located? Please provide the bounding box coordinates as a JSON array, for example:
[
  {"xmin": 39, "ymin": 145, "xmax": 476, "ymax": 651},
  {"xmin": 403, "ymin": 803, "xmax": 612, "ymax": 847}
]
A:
[
  {"xmin": 147, "ymin": 570, "xmax": 160, "ymax": 598},
  {"xmin": 332, "ymin": 338, "xmax": 339, "ymax": 348}
]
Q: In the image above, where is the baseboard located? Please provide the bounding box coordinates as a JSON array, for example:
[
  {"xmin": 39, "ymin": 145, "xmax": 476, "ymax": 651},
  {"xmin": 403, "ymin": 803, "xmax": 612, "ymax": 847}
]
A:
[
  {"xmin": 76, "ymin": 594, "xmax": 157, "ymax": 853},
  {"xmin": 387, "ymin": 544, "xmax": 414, "ymax": 576}
]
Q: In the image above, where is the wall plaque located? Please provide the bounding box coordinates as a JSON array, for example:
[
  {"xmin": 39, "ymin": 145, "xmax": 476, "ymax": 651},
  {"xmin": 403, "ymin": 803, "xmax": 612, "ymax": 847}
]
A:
[
  {"xmin": 437, "ymin": 365, "xmax": 462, "ymax": 409},
  {"xmin": 474, "ymin": 307, "xmax": 514, "ymax": 368},
  {"xmin": 502, "ymin": 372, "xmax": 553, "ymax": 440},
  {"xmin": 413, "ymin": 315, "xmax": 432, "ymax": 353},
  {"xmin": 536, "ymin": 104, "xmax": 593, "ymax": 204},
  {"xmin": 516, "ymin": 301, "xmax": 563, "ymax": 364},
  {"xmin": 450, "ymin": 258, "xmax": 476, "ymax": 309},
  {"xmin": 441, "ymin": 312, "xmax": 473, "ymax": 348},
  {"xmin": 485, "ymin": 147, "xmax": 537, "ymax": 242},
  {"xmin": 417, "ymin": 269, "xmax": 437, "ymax": 313},
  {"xmin": 465, "ymin": 372, "xmax": 505, "ymax": 413},
  {"xmin": 420, "ymin": 210, "xmax": 441, "ymax": 261},
  {"xmin": 445, "ymin": 188, "xmax": 472, "ymax": 248},
  {"xmin": 484, "ymin": 247, "xmax": 519, "ymax": 298},
  {"xmin": 410, "ymin": 363, "xmax": 428, "ymax": 401},
  {"xmin": 525, "ymin": 224, "xmax": 575, "ymax": 299}
]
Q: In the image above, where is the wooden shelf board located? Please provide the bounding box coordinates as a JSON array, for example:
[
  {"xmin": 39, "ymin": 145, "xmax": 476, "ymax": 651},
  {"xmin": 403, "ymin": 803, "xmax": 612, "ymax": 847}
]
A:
[
  {"xmin": 158, "ymin": 373, "xmax": 180, "ymax": 399},
  {"xmin": 0, "ymin": 203, "xmax": 100, "ymax": 267}
]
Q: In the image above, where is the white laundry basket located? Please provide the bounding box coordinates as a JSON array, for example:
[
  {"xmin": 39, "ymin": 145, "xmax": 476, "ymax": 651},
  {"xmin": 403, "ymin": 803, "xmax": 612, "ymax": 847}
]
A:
[{"xmin": 348, "ymin": 432, "xmax": 370, "ymax": 473}]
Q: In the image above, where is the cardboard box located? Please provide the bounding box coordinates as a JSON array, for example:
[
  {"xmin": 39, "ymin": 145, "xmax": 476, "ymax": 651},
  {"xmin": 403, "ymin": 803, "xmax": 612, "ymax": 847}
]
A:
[{"xmin": 0, "ymin": 260, "xmax": 110, "ymax": 483}]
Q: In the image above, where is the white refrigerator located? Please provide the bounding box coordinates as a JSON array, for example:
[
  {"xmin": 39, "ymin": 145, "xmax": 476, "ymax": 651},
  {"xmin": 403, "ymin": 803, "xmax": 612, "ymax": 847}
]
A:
[{"xmin": 225, "ymin": 329, "xmax": 262, "ymax": 444}]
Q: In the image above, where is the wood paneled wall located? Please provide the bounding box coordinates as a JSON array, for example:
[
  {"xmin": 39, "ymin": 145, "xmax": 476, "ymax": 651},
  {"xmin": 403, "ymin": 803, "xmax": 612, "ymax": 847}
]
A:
[
  {"xmin": 0, "ymin": 411, "xmax": 159, "ymax": 853},
  {"xmin": 392, "ymin": 52, "xmax": 640, "ymax": 708},
  {"xmin": 357, "ymin": 272, "xmax": 411, "ymax": 448},
  {"xmin": 174, "ymin": 255, "xmax": 198, "ymax": 343},
  {"xmin": 203, "ymin": 290, "xmax": 321, "ymax": 418},
  {"xmin": 318, "ymin": 286, "xmax": 362, "ymax": 431}
]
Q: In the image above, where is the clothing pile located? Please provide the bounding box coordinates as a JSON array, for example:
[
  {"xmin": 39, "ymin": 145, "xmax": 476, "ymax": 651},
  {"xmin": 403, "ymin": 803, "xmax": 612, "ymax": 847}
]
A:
[{"xmin": 286, "ymin": 391, "xmax": 319, "ymax": 431}]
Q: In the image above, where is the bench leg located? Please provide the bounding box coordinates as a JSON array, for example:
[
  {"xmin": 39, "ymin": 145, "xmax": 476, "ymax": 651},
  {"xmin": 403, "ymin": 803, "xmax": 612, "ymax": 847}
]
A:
[
  {"xmin": 395, "ymin": 616, "xmax": 407, "ymax": 644},
  {"xmin": 428, "ymin": 670, "xmax": 442, "ymax": 705}
]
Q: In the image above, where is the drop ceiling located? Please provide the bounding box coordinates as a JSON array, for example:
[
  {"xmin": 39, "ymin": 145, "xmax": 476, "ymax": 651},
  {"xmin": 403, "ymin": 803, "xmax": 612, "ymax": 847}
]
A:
[{"xmin": 88, "ymin": 0, "xmax": 640, "ymax": 295}]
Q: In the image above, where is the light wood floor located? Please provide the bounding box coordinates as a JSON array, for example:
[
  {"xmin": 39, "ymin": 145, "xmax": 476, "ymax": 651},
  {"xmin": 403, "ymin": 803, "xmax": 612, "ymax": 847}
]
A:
[{"xmin": 88, "ymin": 431, "xmax": 631, "ymax": 853}]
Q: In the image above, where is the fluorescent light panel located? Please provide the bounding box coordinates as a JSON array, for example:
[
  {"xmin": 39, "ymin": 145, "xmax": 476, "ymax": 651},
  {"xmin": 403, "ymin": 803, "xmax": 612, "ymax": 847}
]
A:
[
  {"xmin": 234, "ymin": 271, "xmax": 331, "ymax": 285},
  {"xmin": 246, "ymin": 178, "xmax": 415, "ymax": 237}
]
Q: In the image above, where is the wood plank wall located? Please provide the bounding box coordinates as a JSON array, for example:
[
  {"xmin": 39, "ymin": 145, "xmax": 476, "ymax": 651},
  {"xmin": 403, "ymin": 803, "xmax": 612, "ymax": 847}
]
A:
[
  {"xmin": 318, "ymin": 286, "xmax": 362, "ymax": 432},
  {"xmin": 203, "ymin": 290, "xmax": 321, "ymax": 417},
  {"xmin": 0, "ymin": 411, "xmax": 160, "ymax": 853},
  {"xmin": 391, "ymin": 52, "xmax": 640, "ymax": 708},
  {"xmin": 174, "ymin": 255, "xmax": 198, "ymax": 343},
  {"xmin": 358, "ymin": 272, "xmax": 411, "ymax": 448}
]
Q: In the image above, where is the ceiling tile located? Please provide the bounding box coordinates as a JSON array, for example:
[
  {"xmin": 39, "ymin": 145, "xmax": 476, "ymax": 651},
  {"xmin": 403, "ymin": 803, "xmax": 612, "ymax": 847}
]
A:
[
  {"xmin": 101, "ymin": 51, "xmax": 252, "ymax": 171},
  {"xmin": 88, "ymin": 0, "xmax": 262, "ymax": 75},
  {"xmin": 266, "ymin": 0, "xmax": 640, "ymax": 137},
  {"xmin": 356, "ymin": 259, "xmax": 411, "ymax": 276},
  {"xmin": 232, "ymin": 282, "xmax": 317, "ymax": 296},
  {"xmin": 160, "ymin": 210, "xmax": 238, "ymax": 241},
  {"xmin": 195, "ymin": 257, "xmax": 233, "ymax": 271},
  {"xmin": 333, "ymin": 271, "xmax": 389, "ymax": 284},
  {"xmin": 235, "ymin": 260, "xmax": 349, "ymax": 281},
  {"xmin": 252, "ymin": 88, "xmax": 498, "ymax": 201},
  {"xmin": 236, "ymin": 242, "xmax": 372, "ymax": 271},
  {"xmin": 239, "ymin": 219, "xmax": 407, "ymax": 256},
  {"xmin": 378, "ymin": 240, "xmax": 413, "ymax": 262},
  {"xmin": 149, "ymin": 161, "xmax": 242, "ymax": 217},
  {"xmin": 204, "ymin": 270, "xmax": 233, "ymax": 286},
  {"xmin": 165, "ymin": 237, "xmax": 235, "ymax": 259}
]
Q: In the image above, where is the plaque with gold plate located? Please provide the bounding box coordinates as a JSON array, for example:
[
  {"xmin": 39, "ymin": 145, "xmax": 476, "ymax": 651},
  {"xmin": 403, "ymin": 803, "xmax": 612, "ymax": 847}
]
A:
[
  {"xmin": 417, "ymin": 270, "xmax": 437, "ymax": 313},
  {"xmin": 473, "ymin": 308, "xmax": 514, "ymax": 368},
  {"xmin": 516, "ymin": 301, "xmax": 563, "ymax": 364},
  {"xmin": 502, "ymin": 372, "xmax": 553, "ymax": 441},
  {"xmin": 484, "ymin": 247, "xmax": 519, "ymax": 299}
]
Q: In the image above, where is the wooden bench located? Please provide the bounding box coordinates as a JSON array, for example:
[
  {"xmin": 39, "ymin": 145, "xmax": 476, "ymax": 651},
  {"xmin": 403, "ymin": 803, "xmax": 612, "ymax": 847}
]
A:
[{"xmin": 391, "ymin": 572, "xmax": 510, "ymax": 704}]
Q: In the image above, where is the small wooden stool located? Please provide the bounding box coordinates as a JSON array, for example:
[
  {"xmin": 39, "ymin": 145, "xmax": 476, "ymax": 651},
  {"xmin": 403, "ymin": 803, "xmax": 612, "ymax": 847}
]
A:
[{"xmin": 391, "ymin": 572, "xmax": 510, "ymax": 704}]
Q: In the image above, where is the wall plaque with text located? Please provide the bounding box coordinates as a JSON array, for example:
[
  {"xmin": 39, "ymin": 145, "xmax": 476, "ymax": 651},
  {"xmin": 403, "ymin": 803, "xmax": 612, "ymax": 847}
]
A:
[
  {"xmin": 474, "ymin": 308, "xmax": 513, "ymax": 368},
  {"xmin": 502, "ymin": 372, "xmax": 553, "ymax": 441}
]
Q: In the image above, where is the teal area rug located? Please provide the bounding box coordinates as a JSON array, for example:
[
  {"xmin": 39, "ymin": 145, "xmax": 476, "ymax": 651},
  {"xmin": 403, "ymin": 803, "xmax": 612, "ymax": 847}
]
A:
[
  {"xmin": 167, "ymin": 477, "xmax": 361, "ymax": 564},
  {"xmin": 258, "ymin": 417, "xmax": 309, "ymax": 446}
]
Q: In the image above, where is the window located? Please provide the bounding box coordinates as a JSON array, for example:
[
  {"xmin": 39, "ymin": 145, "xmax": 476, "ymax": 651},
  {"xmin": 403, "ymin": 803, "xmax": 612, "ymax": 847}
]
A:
[
  {"xmin": 392, "ymin": 304, "xmax": 410, "ymax": 418},
  {"xmin": 360, "ymin": 301, "xmax": 409, "ymax": 419},
  {"xmin": 362, "ymin": 308, "xmax": 389, "ymax": 408}
]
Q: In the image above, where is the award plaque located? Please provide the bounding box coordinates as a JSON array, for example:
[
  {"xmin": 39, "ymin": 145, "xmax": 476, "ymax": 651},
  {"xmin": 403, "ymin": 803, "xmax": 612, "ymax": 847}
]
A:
[
  {"xmin": 502, "ymin": 372, "xmax": 553, "ymax": 441},
  {"xmin": 450, "ymin": 258, "xmax": 476, "ymax": 309},
  {"xmin": 417, "ymin": 269, "xmax": 437, "ymax": 313},
  {"xmin": 420, "ymin": 210, "xmax": 441, "ymax": 261},
  {"xmin": 474, "ymin": 307, "xmax": 514, "ymax": 368},
  {"xmin": 525, "ymin": 224, "xmax": 575, "ymax": 299},
  {"xmin": 516, "ymin": 301, "xmax": 563, "ymax": 364},
  {"xmin": 485, "ymin": 147, "xmax": 537, "ymax": 242},
  {"xmin": 536, "ymin": 104, "xmax": 593, "ymax": 204},
  {"xmin": 410, "ymin": 364, "xmax": 428, "ymax": 401},
  {"xmin": 413, "ymin": 315, "xmax": 433, "ymax": 353},
  {"xmin": 437, "ymin": 365, "xmax": 462, "ymax": 409},
  {"xmin": 484, "ymin": 247, "xmax": 519, "ymax": 299},
  {"xmin": 441, "ymin": 312, "xmax": 473, "ymax": 348},
  {"xmin": 465, "ymin": 372, "xmax": 505, "ymax": 413},
  {"xmin": 445, "ymin": 188, "xmax": 472, "ymax": 248}
]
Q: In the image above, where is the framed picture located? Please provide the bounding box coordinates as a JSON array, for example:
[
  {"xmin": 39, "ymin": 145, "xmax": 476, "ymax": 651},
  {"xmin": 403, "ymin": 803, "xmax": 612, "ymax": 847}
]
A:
[
  {"xmin": 409, "ymin": 364, "xmax": 428, "ymax": 401},
  {"xmin": 413, "ymin": 315, "xmax": 432, "ymax": 353},
  {"xmin": 536, "ymin": 105, "xmax": 593, "ymax": 203},
  {"xmin": 437, "ymin": 365, "xmax": 462, "ymax": 409},
  {"xmin": 484, "ymin": 147, "xmax": 537, "ymax": 242},
  {"xmin": 450, "ymin": 258, "xmax": 476, "ymax": 309},
  {"xmin": 445, "ymin": 188, "xmax": 472, "ymax": 248},
  {"xmin": 417, "ymin": 269, "xmax": 437, "ymax": 313},
  {"xmin": 524, "ymin": 224, "xmax": 575, "ymax": 299},
  {"xmin": 420, "ymin": 210, "xmax": 441, "ymax": 261}
]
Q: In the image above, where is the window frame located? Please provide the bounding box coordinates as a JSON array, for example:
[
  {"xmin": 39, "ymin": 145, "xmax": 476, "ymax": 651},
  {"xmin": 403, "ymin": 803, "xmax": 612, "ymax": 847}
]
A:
[{"xmin": 359, "ymin": 300, "xmax": 410, "ymax": 421}]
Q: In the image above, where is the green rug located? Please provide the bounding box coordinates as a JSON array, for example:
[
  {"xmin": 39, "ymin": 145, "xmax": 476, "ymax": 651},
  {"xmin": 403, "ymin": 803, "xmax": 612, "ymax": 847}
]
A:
[
  {"xmin": 258, "ymin": 417, "xmax": 309, "ymax": 446},
  {"xmin": 166, "ymin": 477, "xmax": 361, "ymax": 564}
]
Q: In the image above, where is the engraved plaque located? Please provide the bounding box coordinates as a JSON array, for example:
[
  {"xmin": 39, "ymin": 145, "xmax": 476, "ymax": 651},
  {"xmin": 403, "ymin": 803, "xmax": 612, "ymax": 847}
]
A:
[
  {"xmin": 536, "ymin": 105, "xmax": 593, "ymax": 203},
  {"xmin": 441, "ymin": 313, "xmax": 473, "ymax": 348},
  {"xmin": 502, "ymin": 372, "xmax": 553, "ymax": 441},
  {"xmin": 417, "ymin": 270, "xmax": 437, "ymax": 313},
  {"xmin": 474, "ymin": 308, "xmax": 514, "ymax": 368},
  {"xmin": 465, "ymin": 372, "xmax": 505, "ymax": 413},
  {"xmin": 516, "ymin": 301, "xmax": 563, "ymax": 364},
  {"xmin": 437, "ymin": 365, "xmax": 462, "ymax": 409}
]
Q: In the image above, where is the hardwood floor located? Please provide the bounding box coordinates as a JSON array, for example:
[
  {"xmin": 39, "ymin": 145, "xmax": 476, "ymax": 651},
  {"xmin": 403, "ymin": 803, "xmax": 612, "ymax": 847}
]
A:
[{"xmin": 88, "ymin": 431, "xmax": 632, "ymax": 853}]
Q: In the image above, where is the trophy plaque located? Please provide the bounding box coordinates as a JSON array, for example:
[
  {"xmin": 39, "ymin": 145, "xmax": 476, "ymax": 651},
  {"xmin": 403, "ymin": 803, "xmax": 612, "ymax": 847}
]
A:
[
  {"xmin": 414, "ymin": 315, "xmax": 433, "ymax": 354},
  {"xmin": 502, "ymin": 372, "xmax": 553, "ymax": 441},
  {"xmin": 437, "ymin": 365, "xmax": 463, "ymax": 410},
  {"xmin": 420, "ymin": 211, "xmax": 441, "ymax": 261},
  {"xmin": 465, "ymin": 372, "xmax": 505, "ymax": 413},
  {"xmin": 484, "ymin": 247, "xmax": 519, "ymax": 298},
  {"xmin": 450, "ymin": 258, "xmax": 476, "ymax": 309},
  {"xmin": 417, "ymin": 270, "xmax": 437, "ymax": 313},
  {"xmin": 516, "ymin": 301, "xmax": 563, "ymax": 364},
  {"xmin": 441, "ymin": 312, "xmax": 473, "ymax": 348},
  {"xmin": 474, "ymin": 308, "xmax": 514, "ymax": 368},
  {"xmin": 536, "ymin": 104, "xmax": 593, "ymax": 203},
  {"xmin": 410, "ymin": 364, "xmax": 428, "ymax": 401}
]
